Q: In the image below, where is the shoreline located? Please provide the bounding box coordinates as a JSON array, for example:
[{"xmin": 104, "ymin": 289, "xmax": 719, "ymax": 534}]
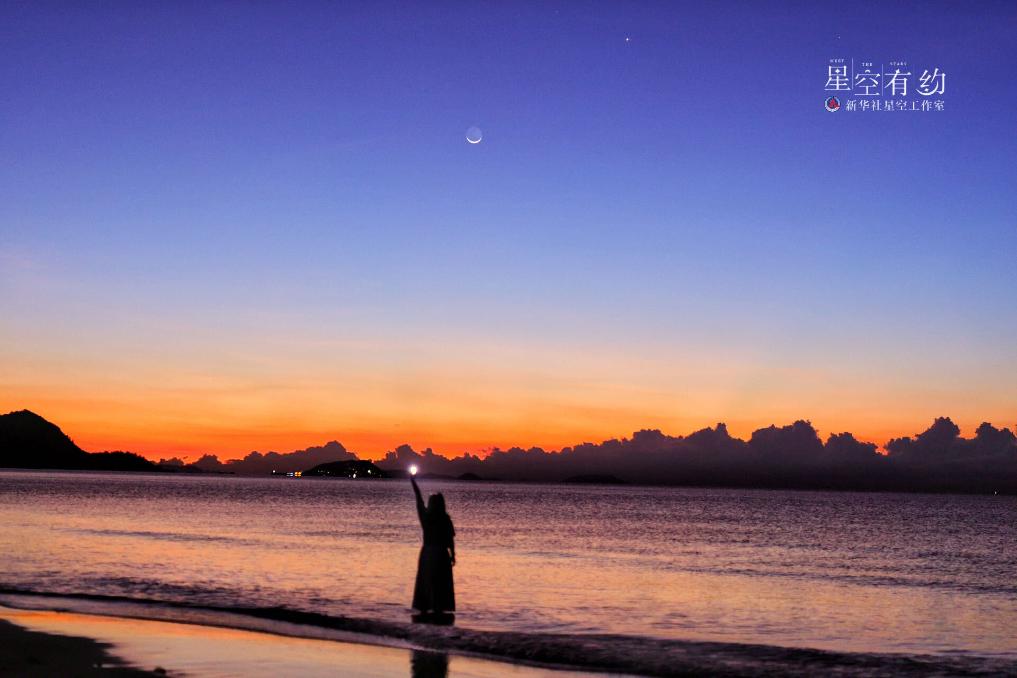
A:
[{"xmin": 2, "ymin": 467, "xmax": 1015, "ymax": 498}]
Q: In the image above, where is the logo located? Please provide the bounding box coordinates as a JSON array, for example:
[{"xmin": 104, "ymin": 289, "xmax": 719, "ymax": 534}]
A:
[{"xmin": 822, "ymin": 60, "xmax": 946, "ymax": 113}]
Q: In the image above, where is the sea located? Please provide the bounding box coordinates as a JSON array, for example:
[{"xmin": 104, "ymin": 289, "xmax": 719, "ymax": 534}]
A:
[{"xmin": 1, "ymin": 470, "xmax": 1015, "ymax": 675}]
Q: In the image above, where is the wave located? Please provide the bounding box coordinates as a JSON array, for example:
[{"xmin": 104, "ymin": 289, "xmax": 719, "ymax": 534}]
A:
[
  {"xmin": 677, "ymin": 563, "xmax": 1017, "ymax": 596},
  {"xmin": 1, "ymin": 587, "xmax": 1015, "ymax": 677},
  {"xmin": 63, "ymin": 527, "xmax": 249, "ymax": 544}
]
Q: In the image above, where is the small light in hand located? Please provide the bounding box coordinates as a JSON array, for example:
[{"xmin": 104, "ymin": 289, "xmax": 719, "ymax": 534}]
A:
[{"xmin": 409, "ymin": 465, "xmax": 418, "ymax": 476}]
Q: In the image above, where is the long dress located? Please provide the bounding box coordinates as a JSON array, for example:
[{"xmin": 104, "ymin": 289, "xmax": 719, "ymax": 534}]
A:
[{"xmin": 412, "ymin": 497, "xmax": 455, "ymax": 613}]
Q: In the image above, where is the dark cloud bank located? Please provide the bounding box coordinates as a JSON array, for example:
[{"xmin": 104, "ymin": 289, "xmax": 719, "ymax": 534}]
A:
[{"xmin": 192, "ymin": 417, "xmax": 1017, "ymax": 494}]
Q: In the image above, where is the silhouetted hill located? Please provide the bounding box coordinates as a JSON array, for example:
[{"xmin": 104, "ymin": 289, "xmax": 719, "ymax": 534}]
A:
[
  {"xmin": 303, "ymin": 459, "xmax": 387, "ymax": 478},
  {"xmin": 90, "ymin": 451, "xmax": 164, "ymax": 472},
  {"xmin": 0, "ymin": 410, "xmax": 89, "ymax": 469},
  {"xmin": 0, "ymin": 410, "xmax": 158, "ymax": 472}
]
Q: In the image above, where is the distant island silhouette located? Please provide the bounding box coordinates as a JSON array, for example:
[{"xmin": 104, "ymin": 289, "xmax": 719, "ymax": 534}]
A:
[
  {"xmin": 302, "ymin": 459, "xmax": 387, "ymax": 478},
  {"xmin": 2, "ymin": 409, "xmax": 1015, "ymax": 494}
]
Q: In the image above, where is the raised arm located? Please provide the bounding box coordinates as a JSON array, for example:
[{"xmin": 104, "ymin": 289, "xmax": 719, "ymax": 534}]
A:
[{"xmin": 411, "ymin": 475, "xmax": 426, "ymax": 522}]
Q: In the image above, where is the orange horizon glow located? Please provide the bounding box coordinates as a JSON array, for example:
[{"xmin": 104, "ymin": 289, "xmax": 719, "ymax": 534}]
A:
[{"xmin": 4, "ymin": 313, "xmax": 1014, "ymax": 464}]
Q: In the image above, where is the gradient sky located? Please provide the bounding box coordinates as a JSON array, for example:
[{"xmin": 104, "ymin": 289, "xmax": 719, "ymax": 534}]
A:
[{"xmin": 2, "ymin": 1, "xmax": 1015, "ymax": 461}]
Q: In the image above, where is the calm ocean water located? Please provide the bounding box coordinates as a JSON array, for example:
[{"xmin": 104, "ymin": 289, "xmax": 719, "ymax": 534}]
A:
[{"xmin": 2, "ymin": 470, "xmax": 1016, "ymax": 671}]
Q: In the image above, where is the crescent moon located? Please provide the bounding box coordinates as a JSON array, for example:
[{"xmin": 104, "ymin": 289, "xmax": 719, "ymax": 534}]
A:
[{"xmin": 467, "ymin": 137, "xmax": 481, "ymax": 144}]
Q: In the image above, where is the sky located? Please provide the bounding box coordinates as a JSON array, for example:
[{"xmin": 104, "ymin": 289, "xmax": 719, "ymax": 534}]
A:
[{"xmin": 2, "ymin": 1, "xmax": 1015, "ymax": 461}]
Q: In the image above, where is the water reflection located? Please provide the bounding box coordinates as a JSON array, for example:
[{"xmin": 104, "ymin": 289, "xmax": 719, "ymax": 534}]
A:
[
  {"xmin": 411, "ymin": 649, "xmax": 449, "ymax": 678},
  {"xmin": 412, "ymin": 612, "xmax": 455, "ymax": 626}
]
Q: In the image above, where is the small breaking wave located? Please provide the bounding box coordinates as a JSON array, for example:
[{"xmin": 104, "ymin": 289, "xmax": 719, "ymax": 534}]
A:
[
  {"xmin": 1, "ymin": 587, "xmax": 1014, "ymax": 677},
  {"xmin": 63, "ymin": 527, "xmax": 254, "ymax": 545}
]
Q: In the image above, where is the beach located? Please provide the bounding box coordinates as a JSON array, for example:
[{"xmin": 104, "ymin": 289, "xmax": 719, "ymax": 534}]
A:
[
  {"xmin": 0, "ymin": 605, "xmax": 588, "ymax": 678},
  {"xmin": 6, "ymin": 602, "xmax": 1017, "ymax": 677}
]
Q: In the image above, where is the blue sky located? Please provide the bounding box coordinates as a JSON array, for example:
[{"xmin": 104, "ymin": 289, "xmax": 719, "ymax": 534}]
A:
[{"xmin": 2, "ymin": 1, "xmax": 1015, "ymax": 458}]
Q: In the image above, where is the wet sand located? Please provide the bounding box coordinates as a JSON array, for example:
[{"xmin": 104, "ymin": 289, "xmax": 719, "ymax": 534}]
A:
[{"xmin": 0, "ymin": 606, "xmax": 585, "ymax": 678}]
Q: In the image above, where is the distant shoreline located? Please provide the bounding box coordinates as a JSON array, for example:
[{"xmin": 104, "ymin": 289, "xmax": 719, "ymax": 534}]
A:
[{"xmin": 1, "ymin": 466, "xmax": 1014, "ymax": 496}]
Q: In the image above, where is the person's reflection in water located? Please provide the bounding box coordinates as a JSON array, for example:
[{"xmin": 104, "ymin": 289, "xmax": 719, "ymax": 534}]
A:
[
  {"xmin": 410, "ymin": 473, "xmax": 456, "ymax": 623},
  {"xmin": 410, "ymin": 649, "xmax": 449, "ymax": 678}
]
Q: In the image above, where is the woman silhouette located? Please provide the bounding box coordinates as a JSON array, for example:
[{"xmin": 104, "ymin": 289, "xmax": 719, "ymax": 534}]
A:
[{"xmin": 410, "ymin": 473, "xmax": 455, "ymax": 618}]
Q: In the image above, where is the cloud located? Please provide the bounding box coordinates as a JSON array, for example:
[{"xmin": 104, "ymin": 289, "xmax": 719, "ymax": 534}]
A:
[
  {"xmin": 182, "ymin": 416, "xmax": 1016, "ymax": 493},
  {"xmin": 372, "ymin": 418, "xmax": 1016, "ymax": 493},
  {"xmin": 193, "ymin": 440, "xmax": 354, "ymax": 474}
]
